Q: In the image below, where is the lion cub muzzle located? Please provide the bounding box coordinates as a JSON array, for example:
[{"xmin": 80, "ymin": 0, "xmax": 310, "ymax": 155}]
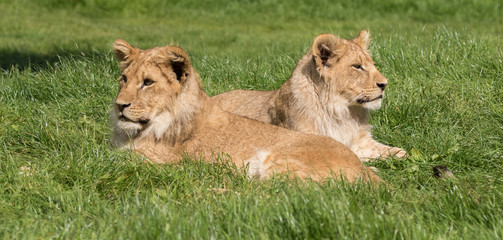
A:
[
  {"xmin": 357, "ymin": 95, "xmax": 382, "ymax": 104},
  {"xmin": 116, "ymin": 102, "xmax": 131, "ymax": 112},
  {"xmin": 115, "ymin": 100, "xmax": 150, "ymax": 125}
]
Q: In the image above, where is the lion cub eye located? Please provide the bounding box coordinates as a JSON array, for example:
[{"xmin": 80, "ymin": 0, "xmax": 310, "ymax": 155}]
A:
[
  {"xmin": 143, "ymin": 78, "xmax": 154, "ymax": 86},
  {"xmin": 352, "ymin": 64, "xmax": 364, "ymax": 71},
  {"xmin": 121, "ymin": 75, "xmax": 127, "ymax": 83}
]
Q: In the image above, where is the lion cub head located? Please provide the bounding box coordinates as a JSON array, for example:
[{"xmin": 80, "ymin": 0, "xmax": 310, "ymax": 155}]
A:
[
  {"xmin": 311, "ymin": 30, "xmax": 387, "ymax": 110},
  {"xmin": 111, "ymin": 39, "xmax": 195, "ymax": 141}
]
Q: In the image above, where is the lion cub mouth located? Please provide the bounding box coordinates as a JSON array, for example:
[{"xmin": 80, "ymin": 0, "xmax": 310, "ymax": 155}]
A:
[
  {"xmin": 119, "ymin": 115, "xmax": 150, "ymax": 125},
  {"xmin": 357, "ymin": 95, "xmax": 382, "ymax": 104}
]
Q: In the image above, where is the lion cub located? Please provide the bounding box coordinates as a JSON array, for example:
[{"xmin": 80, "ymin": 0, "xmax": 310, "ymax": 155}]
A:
[
  {"xmin": 213, "ymin": 30, "xmax": 406, "ymax": 161},
  {"xmin": 110, "ymin": 39, "xmax": 379, "ymax": 182}
]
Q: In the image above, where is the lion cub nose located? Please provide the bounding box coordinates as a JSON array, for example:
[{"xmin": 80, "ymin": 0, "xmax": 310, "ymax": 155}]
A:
[
  {"xmin": 376, "ymin": 82, "xmax": 387, "ymax": 90},
  {"xmin": 116, "ymin": 103, "xmax": 131, "ymax": 112}
]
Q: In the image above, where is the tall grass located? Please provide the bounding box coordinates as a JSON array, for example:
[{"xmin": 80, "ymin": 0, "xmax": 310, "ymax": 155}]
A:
[{"xmin": 1, "ymin": 0, "xmax": 502, "ymax": 239}]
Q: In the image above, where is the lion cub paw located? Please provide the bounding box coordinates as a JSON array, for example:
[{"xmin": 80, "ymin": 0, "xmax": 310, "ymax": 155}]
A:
[{"xmin": 387, "ymin": 147, "xmax": 407, "ymax": 158}]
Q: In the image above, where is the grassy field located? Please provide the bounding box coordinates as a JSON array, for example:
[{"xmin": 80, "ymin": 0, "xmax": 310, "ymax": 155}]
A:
[{"xmin": 1, "ymin": 0, "xmax": 502, "ymax": 239}]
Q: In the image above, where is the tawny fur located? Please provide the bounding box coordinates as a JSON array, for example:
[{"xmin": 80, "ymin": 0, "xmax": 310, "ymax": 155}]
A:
[
  {"xmin": 110, "ymin": 39, "xmax": 380, "ymax": 183},
  {"xmin": 212, "ymin": 30, "xmax": 406, "ymax": 161}
]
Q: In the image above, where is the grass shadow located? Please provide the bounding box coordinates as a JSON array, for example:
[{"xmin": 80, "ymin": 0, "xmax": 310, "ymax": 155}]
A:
[{"xmin": 0, "ymin": 48, "xmax": 106, "ymax": 70}]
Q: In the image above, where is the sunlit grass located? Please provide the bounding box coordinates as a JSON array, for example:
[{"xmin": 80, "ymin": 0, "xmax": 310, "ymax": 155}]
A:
[{"xmin": 1, "ymin": 0, "xmax": 502, "ymax": 239}]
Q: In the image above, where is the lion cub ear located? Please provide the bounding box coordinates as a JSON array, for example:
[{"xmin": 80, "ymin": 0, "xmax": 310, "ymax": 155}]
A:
[
  {"xmin": 353, "ymin": 30, "xmax": 370, "ymax": 50},
  {"xmin": 312, "ymin": 34, "xmax": 340, "ymax": 69},
  {"xmin": 159, "ymin": 46, "xmax": 192, "ymax": 84},
  {"xmin": 113, "ymin": 39, "xmax": 140, "ymax": 70}
]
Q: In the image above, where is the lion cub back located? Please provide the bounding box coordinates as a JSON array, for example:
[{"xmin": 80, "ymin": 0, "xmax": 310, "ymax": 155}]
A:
[{"xmin": 212, "ymin": 89, "xmax": 275, "ymax": 123}]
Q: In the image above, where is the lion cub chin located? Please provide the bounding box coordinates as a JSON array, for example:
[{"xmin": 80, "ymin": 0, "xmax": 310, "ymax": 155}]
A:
[
  {"xmin": 110, "ymin": 39, "xmax": 380, "ymax": 183},
  {"xmin": 213, "ymin": 30, "xmax": 406, "ymax": 161}
]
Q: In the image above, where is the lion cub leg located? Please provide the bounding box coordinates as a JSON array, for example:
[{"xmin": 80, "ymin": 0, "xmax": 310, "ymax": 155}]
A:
[
  {"xmin": 245, "ymin": 149, "xmax": 380, "ymax": 183},
  {"xmin": 352, "ymin": 131, "xmax": 407, "ymax": 161}
]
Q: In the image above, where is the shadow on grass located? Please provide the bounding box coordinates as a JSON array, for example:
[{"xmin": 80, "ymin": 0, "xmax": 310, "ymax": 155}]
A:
[{"xmin": 0, "ymin": 49, "xmax": 106, "ymax": 70}]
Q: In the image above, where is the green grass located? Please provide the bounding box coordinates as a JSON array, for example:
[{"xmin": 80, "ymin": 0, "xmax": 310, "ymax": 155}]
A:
[{"xmin": 1, "ymin": 0, "xmax": 502, "ymax": 239}]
